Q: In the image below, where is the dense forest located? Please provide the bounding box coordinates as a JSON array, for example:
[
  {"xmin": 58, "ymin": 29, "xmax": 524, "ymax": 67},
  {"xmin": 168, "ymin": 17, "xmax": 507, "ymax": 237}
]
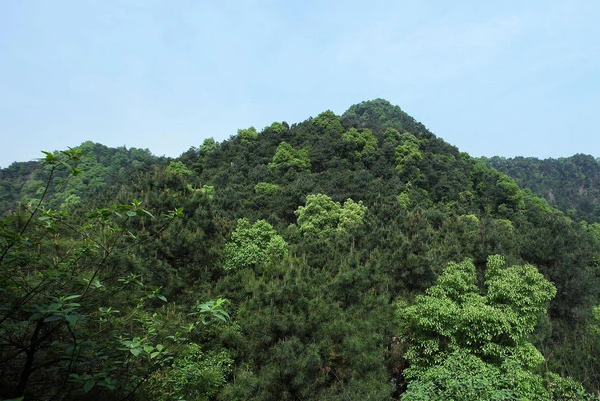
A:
[
  {"xmin": 482, "ymin": 154, "xmax": 600, "ymax": 224},
  {"xmin": 1, "ymin": 99, "xmax": 599, "ymax": 400}
]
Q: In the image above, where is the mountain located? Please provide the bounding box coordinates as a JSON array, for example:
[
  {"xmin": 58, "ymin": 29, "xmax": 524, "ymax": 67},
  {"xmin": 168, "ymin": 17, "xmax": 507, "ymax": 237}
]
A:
[
  {"xmin": 1, "ymin": 99, "xmax": 599, "ymax": 400},
  {"xmin": 0, "ymin": 141, "xmax": 165, "ymax": 216},
  {"xmin": 482, "ymin": 154, "xmax": 600, "ymax": 224}
]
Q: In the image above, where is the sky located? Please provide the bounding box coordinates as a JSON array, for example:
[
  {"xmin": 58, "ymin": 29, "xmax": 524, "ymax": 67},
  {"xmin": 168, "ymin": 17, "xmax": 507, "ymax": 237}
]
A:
[{"xmin": 1, "ymin": 0, "xmax": 599, "ymax": 168}]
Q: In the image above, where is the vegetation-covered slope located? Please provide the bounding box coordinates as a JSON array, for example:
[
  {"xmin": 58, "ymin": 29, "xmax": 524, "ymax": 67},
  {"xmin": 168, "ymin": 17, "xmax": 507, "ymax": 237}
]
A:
[
  {"xmin": 0, "ymin": 141, "xmax": 165, "ymax": 216},
  {"xmin": 482, "ymin": 154, "xmax": 600, "ymax": 224},
  {"xmin": 1, "ymin": 99, "xmax": 599, "ymax": 400}
]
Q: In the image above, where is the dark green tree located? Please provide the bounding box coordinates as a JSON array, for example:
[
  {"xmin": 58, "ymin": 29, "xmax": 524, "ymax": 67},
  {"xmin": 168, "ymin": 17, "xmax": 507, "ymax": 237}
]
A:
[{"xmin": 0, "ymin": 150, "xmax": 229, "ymax": 400}]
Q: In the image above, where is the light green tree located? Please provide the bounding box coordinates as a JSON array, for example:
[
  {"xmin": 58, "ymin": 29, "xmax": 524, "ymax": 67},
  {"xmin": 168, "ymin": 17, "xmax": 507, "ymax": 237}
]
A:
[
  {"xmin": 294, "ymin": 194, "xmax": 366, "ymax": 237},
  {"xmin": 143, "ymin": 343, "xmax": 233, "ymax": 401},
  {"xmin": 398, "ymin": 255, "xmax": 590, "ymax": 400},
  {"xmin": 238, "ymin": 126, "xmax": 258, "ymax": 143},
  {"xmin": 313, "ymin": 110, "xmax": 344, "ymax": 134},
  {"xmin": 268, "ymin": 142, "xmax": 311, "ymax": 173},
  {"xmin": 166, "ymin": 160, "xmax": 192, "ymax": 177},
  {"xmin": 383, "ymin": 128, "xmax": 402, "ymax": 143},
  {"xmin": 265, "ymin": 121, "xmax": 286, "ymax": 134},
  {"xmin": 342, "ymin": 128, "xmax": 378, "ymax": 159},
  {"xmin": 199, "ymin": 137, "xmax": 217, "ymax": 158},
  {"xmin": 254, "ymin": 182, "xmax": 280, "ymax": 195},
  {"xmin": 395, "ymin": 132, "xmax": 422, "ymax": 175},
  {"xmin": 224, "ymin": 218, "xmax": 288, "ymax": 270},
  {"xmin": 496, "ymin": 173, "xmax": 526, "ymax": 213},
  {"xmin": 402, "ymin": 350, "xmax": 545, "ymax": 401}
]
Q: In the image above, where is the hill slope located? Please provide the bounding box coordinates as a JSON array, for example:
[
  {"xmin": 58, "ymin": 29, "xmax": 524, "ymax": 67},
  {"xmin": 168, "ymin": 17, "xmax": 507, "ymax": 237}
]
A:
[
  {"xmin": 483, "ymin": 154, "xmax": 600, "ymax": 224},
  {"xmin": 1, "ymin": 99, "xmax": 599, "ymax": 400}
]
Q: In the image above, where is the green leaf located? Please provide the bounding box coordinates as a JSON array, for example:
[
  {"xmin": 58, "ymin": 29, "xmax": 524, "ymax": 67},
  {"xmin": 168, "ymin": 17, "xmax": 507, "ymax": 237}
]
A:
[
  {"xmin": 215, "ymin": 312, "xmax": 229, "ymax": 321},
  {"xmin": 47, "ymin": 303, "xmax": 62, "ymax": 312},
  {"xmin": 41, "ymin": 150, "xmax": 56, "ymax": 162},
  {"xmin": 65, "ymin": 314, "xmax": 78, "ymax": 326},
  {"xmin": 156, "ymin": 294, "xmax": 167, "ymax": 302},
  {"xmin": 83, "ymin": 379, "xmax": 95, "ymax": 393},
  {"xmin": 102, "ymin": 378, "xmax": 116, "ymax": 391},
  {"xmin": 126, "ymin": 210, "xmax": 137, "ymax": 217},
  {"xmin": 29, "ymin": 313, "xmax": 42, "ymax": 321},
  {"xmin": 130, "ymin": 348, "xmax": 141, "ymax": 357}
]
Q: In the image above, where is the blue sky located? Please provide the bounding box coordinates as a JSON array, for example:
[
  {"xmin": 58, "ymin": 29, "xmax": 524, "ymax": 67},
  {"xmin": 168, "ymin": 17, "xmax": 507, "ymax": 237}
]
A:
[{"xmin": 1, "ymin": 0, "xmax": 599, "ymax": 167}]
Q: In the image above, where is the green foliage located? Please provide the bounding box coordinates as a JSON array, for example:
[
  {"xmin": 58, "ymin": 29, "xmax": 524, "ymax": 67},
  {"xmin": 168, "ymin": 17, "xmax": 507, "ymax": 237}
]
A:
[
  {"xmin": 397, "ymin": 192, "xmax": 411, "ymax": 210},
  {"xmin": 189, "ymin": 298, "xmax": 231, "ymax": 326},
  {"xmin": 216, "ymin": 258, "xmax": 395, "ymax": 400},
  {"xmin": 199, "ymin": 137, "xmax": 217, "ymax": 158},
  {"xmin": 399, "ymin": 255, "xmax": 562, "ymax": 398},
  {"xmin": 265, "ymin": 121, "xmax": 286, "ymax": 134},
  {"xmin": 384, "ymin": 128, "xmax": 402, "ymax": 143},
  {"xmin": 294, "ymin": 194, "xmax": 366, "ymax": 237},
  {"xmin": 0, "ymin": 151, "xmax": 226, "ymax": 400},
  {"xmin": 200, "ymin": 184, "xmax": 215, "ymax": 199},
  {"xmin": 195, "ymin": 138, "xmax": 218, "ymax": 172},
  {"xmin": 144, "ymin": 343, "xmax": 233, "ymax": 401},
  {"xmin": 545, "ymin": 373, "xmax": 596, "ymax": 401},
  {"xmin": 60, "ymin": 193, "xmax": 82, "ymax": 210},
  {"xmin": 396, "ymin": 183, "xmax": 432, "ymax": 211},
  {"xmin": 268, "ymin": 142, "xmax": 311, "ymax": 173},
  {"xmin": 585, "ymin": 222, "xmax": 600, "ymax": 245},
  {"xmin": 0, "ymin": 142, "xmax": 161, "ymax": 216},
  {"xmin": 166, "ymin": 160, "xmax": 193, "ymax": 177},
  {"xmin": 341, "ymin": 98, "xmax": 429, "ymax": 135},
  {"xmin": 483, "ymin": 154, "xmax": 600, "ymax": 224},
  {"xmin": 3, "ymin": 99, "xmax": 600, "ymax": 399},
  {"xmin": 224, "ymin": 218, "xmax": 288, "ymax": 270},
  {"xmin": 342, "ymin": 128, "xmax": 378, "ymax": 159},
  {"xmin": 459, "ymin": 214, "xmax": 479, "ymax": 234},
  {"xmin": 254, "ymin": 182, "xmax": 280, "ymax": 195},
  {"xmin": 496, "ymin": 173, "xmax": 525, "ymax": 213},
  {"xmin": 238, "ymin": 126, "xmax": 258, "ymax": 143},
  {"xmin": 402, "ymin": 350, "xmax": 547, "ymax": 401},
  {"xmin": 395, "ymin": 132, "xmax": 422, "ymax": 176},
  {"xmin": 313, "ymin": 110, "xmax": 344, "ymax": 134},
  {"xmin": 591, "ymin": 305, "xmax": 600, "ymax": 336}
]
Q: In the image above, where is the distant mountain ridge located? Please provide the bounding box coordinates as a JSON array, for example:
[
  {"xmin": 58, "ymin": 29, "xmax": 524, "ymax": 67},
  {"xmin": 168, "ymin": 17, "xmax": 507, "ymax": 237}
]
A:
[
  {"xmin": 482, "ymin": 154, "xmax": 600, "ymax": 223},
  {"xmin": 0, "ymin": 141, "xmax": 165, "ymax": 216}
]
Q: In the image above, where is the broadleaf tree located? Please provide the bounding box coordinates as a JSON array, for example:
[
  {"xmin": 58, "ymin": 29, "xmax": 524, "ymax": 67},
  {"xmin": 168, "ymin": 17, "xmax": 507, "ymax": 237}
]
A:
[
  {"xmin": 398, "ymin": 255, "xmax": 591, "ymax": 400},
  {"xmin": 224, "ymin": 218, "xmax": 288, "ymax": 270}
]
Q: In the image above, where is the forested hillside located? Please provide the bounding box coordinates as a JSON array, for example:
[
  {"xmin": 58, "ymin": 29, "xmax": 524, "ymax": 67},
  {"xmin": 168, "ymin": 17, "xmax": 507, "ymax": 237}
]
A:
[
  {"xmin": 0, "ymin": 141, "xmax": 166, "ymax": 216},
  {"xmin": 2, "ymin": 99, "xmax": 600, "ymax": 400},
  {"xmin": 482, "ymin": 154, "xmax": 600, "ymax": 224}
]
